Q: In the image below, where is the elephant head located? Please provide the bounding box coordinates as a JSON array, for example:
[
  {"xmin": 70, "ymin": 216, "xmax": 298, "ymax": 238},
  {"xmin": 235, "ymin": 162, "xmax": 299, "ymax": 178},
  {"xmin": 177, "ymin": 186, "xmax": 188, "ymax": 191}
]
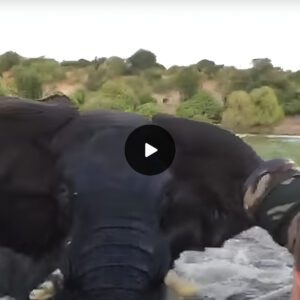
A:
[
  {"xmin": 0, "ymin": 96, "xmax": 172, "ymax": 299},
  {"xmin": 0, "ymin": 98, "xmax": 266, "ymax": 299}
]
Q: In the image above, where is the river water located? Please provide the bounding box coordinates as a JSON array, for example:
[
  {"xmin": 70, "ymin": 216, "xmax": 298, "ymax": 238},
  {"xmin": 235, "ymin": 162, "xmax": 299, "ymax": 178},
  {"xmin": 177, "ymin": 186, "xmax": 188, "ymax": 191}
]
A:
[{"xmin": 171, "ymin": 227, "xmax": 293, "ymax": 300}]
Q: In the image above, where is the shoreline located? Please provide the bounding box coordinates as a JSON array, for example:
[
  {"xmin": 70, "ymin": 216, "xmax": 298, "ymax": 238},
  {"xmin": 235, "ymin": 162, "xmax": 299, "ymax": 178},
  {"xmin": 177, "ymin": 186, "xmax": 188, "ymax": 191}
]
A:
[{"xmin": 236, "ymin": 133, "xmax": 300, "ymax": 139}]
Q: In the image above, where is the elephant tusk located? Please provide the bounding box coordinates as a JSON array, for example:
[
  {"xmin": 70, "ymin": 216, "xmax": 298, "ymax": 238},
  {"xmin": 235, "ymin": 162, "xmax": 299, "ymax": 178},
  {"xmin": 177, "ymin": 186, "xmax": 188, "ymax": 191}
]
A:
[
  {"xmin": 29, "ymin": 269, "xmax": 64, "ymax": 300},
  {"xmin": 29, "ymin": 281, "xmax": 55, "ymax": 300},
  {"xmin": 164, "ymin": 270, "xmax": 200, "ymax": 299}
]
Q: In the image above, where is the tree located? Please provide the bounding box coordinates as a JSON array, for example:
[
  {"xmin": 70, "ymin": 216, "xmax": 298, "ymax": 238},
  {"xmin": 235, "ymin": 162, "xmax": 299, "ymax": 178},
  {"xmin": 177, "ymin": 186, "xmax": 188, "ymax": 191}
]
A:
[
  {"xmin": 0, "ymin": 51, "xmax": 21, "ymax": 74},
  {"xmin": 174, "ymin": 67, "xmax": 199, "ymax": 100},
  {"xmin": 197, "ymin": 59, "xmax": 223, "ymax": 79},
  {"xmin": 252, "ymin": 58, "xmax": 273, "ymax": 71},
  {"xmin": 127, "ymin": 49, "xmax": 156, "ymax": 71},
  {"xmin": 176, "ymin": 91, "xmax": 222, "ymax": 121},
  {"xmin": 104, "ymin": 56, "xmax": 127, "ymax": 77}
]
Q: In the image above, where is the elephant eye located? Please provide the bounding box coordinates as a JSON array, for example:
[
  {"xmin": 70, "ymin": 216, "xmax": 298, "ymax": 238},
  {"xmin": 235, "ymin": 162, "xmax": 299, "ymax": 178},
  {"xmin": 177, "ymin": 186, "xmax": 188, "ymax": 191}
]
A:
[{"xmin": 56, "ymin": 183, "xmax": 71, "ymax": 208}]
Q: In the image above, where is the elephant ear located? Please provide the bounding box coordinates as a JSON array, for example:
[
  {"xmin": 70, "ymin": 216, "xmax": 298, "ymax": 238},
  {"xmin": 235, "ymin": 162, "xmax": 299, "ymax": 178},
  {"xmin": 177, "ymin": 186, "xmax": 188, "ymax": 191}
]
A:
[
  {"xmin": 152, "ymin": 114, "xmax": 261, "ymax": 259},
  {"xmin": 0, "ymin": 96, "xmax": 78, "ymax": 257}
]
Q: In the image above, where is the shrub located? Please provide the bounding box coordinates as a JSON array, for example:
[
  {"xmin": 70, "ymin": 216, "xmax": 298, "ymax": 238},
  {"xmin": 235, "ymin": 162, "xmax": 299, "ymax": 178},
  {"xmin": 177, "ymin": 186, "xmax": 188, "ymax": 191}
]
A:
[
  {"xmin": 135, "ymin": 102, "xmax": 160, "ymax": 118},
  {"xmin": 283, "ymin": 99, "xmax": 300, "ymax": 115},
  {"xmin": 221, "ymin": 90, "xmax": 256, "ymax": 131},
  {"xmin": 83, "ymin": 80, "xmax": 138, "ymax": 112},
  {"xmin": 14, "ymin": 67, "xmax": 43, "ymax": 99},
  {"xmin": 174, "ymin": 67, "xmax": 199, "ymax": 100},
  {"xmin": 122, "ymin": 76, "xmax": 152, "ymax": 103},
  {"xmin": 70, "ymin": 89, "xmax": 86, "ymax": 108},
  {"xmin": 0, "ymin": 79, "xmax": 8, "ymax": 96},
  {"xmin": 104, "ymin": 56, "xmax": 127, "ymax": 77},
  {"xmin": 143, "ymin": 68, "xmax": 162, "ymax": 83},
  {"xmin": 176, "ymin": 91, "xmax": 222, "ymax": 121},
  {"xmin": 222, "ymin": 87, "xmax": 284, "ymax": 132},
  {"xmin": 139, "ymin": 94, "xmax": 156, "ymax": 105},
  {"xmin": 85, "ymin": 67, "xmax": 108, "ymax": 91},
  {"xmin": 82, "ymin": 93, "xmax": 135, "ymax": 112},
  {"xmin": 249, "ymin": 86, "xmax": 284, "ymax": 126},
  {"xmin": 18, "ymin": 58, "xmax": 65, "ymax": 83}
]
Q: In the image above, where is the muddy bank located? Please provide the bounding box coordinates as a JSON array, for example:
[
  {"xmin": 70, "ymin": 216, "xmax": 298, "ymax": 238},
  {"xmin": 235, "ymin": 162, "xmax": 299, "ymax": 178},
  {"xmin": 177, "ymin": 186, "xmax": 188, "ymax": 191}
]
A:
[{"xmin": 273, "ymin": 116, "xmax": 300, "ymax": 135}]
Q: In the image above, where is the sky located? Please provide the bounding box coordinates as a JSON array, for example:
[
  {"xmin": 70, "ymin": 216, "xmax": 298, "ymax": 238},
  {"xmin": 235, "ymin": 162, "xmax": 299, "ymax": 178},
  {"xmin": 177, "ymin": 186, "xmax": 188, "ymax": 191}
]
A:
[{"xmin": 0, "ymin": 1, "xmax": 299, "ymax": 71}]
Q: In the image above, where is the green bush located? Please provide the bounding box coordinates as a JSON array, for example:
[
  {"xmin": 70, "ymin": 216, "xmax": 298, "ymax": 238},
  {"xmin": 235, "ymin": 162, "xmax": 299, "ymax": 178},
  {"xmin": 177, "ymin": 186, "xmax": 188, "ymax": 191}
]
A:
[
  {"xmin": 222, "ymin": 90, "xmax": 257, "ymax": 131},
  {"xmin": 82, "ymin": 92, "xmax": 135, "ymax": 112},
  {"xmin": 101, "ymin": 80, "xmax": 136, "ymax": 102},
  {"xmin": 122, "ymin": 76, "xmax": 153, "ymax": 103},
  {"xmin": 14, "ymin": 68, "xmax": 43, "ymax": 99},
  {"xmin": 139, "ymin": 94, "xmax": 156, "ymax": 105},
  {"xmin": 250, "ymin": 86, "xmax": 284, "ymax": 125},
  {"xmin": 70, "ymin": 89, "xmax": 86, "ymax": 108},
  {"xmin": 135, "ymin": 102, "xmax": 160, "ymax": 118},
  {"xmin": 222, "ymin": 87, "xmax": 284, "ymax": 132},
  {"xmin": 0, "ymin": 79, "xmax": 9, "ymax": 96},
  {"xmin": 192, "ymin": 114, "xmax": 214, "ymax": 123},
  {"xmin": 83, "ymin": 80, "xmax": 138, "ymax": 112},
  {"xmin": 280, "ymin": 91, "xmax": 300, "ymax": 115},
  {"xmin": 17, "ymin": 58, "xmax": 65, "ymax": 83},
  {"xmin": 176, "ymin": 91, "xmax": 222, "ymax": 121}
]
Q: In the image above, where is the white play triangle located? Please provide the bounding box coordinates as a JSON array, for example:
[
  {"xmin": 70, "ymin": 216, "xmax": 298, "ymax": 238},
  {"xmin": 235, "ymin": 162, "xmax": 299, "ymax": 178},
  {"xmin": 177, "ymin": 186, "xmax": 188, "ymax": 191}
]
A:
[{"xmin": 145, "ymin": 143, "xmax": 157, "ymax": 158}]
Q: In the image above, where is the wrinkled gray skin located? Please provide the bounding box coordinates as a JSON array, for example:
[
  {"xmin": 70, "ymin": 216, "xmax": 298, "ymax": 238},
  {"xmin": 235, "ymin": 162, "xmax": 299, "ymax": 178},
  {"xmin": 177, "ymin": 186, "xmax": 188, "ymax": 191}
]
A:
[
  {"xmin": 0, "ymin": 247, "xmax": 63, "ymax": 300},
  {"xmin": 0, "ymin": 96, "xmax": 263, "ymax": 300},
  {"xmin": 0, "ymin": 98, "xmax": 171, "ymax": 300},
  {"xmin": 49, "ymin": 111, "xmax": 172, "ymax": 299}
]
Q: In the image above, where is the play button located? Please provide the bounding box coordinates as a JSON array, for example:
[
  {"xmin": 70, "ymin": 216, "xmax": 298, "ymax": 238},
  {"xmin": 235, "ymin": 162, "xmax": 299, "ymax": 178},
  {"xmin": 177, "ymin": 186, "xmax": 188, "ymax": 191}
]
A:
[
  {"xmin": 125, "ymin": 124, "xmax": 175, "ymax": 176},
  {"xmin": 145, "ymin": 143, "xmax": 157, "ymax": 158}
]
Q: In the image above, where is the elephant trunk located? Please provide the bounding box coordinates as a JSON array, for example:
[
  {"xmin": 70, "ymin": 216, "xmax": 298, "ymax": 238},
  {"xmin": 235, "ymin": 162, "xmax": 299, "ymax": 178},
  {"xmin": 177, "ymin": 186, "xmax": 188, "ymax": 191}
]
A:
[{"xmin": 70, "ymin": 221, "xmax": 170, "ymax": 299}]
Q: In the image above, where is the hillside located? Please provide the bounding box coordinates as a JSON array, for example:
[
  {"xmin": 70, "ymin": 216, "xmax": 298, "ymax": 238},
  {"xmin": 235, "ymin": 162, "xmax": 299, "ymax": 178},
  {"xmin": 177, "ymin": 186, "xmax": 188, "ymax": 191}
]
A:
[{"xmin": 0, "ymin": 50, "xmax": 300, "ymax": 134}]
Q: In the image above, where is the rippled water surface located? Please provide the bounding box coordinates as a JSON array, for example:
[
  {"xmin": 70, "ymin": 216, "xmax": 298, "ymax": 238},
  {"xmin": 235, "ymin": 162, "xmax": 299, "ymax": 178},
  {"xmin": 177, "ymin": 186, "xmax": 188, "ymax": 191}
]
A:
[{"xmin": 172, "ymin": 227, "xmax": 293, "ymax": 300}]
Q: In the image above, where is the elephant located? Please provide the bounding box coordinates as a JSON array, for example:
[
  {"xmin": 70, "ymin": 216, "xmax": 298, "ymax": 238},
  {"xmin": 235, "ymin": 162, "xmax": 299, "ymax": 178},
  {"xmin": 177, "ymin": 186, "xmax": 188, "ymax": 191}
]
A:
[
  {"xmin": 0, "ymin": 96, "xmax": 172, "ymax": 299},
  {"xmin": 153, "ymin": 113, "xmax": 260, "ymax": 260},
  {"xmin": 0, "ymin": 95, "xmax": 285, "ymax": 299},
  {"xmin": 0, "ymin": 245, "xmax": 63, "ymax": 300}
]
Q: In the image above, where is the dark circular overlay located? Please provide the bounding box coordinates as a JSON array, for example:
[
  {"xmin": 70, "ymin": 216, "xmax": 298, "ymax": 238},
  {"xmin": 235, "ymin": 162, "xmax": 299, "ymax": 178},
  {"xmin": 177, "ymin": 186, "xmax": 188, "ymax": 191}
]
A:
[{"xmin": 125, "ymin": 124, "xmax": 176, "ymax": 176}]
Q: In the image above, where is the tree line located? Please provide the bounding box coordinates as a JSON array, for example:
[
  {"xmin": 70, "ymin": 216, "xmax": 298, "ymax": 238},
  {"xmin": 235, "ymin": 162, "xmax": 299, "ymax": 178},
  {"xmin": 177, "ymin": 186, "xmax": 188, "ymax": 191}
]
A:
[{"xmin": 0, "ymin": 50, "xmax": 299, "ymax": 133}]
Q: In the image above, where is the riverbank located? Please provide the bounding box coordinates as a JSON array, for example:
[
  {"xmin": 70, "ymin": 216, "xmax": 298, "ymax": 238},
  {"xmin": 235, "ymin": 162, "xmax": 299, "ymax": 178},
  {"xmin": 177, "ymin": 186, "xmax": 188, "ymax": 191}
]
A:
[{"xmin": 273, "ymin": 116, "xmax": 300, "ymax": 135}]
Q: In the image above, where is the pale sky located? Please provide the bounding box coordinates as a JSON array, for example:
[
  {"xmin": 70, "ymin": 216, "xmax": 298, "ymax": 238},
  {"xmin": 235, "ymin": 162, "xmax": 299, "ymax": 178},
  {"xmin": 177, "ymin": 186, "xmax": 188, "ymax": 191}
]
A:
[{"xmin": 0, "ymin": 1, "xmax": 299, "ymax": 71}]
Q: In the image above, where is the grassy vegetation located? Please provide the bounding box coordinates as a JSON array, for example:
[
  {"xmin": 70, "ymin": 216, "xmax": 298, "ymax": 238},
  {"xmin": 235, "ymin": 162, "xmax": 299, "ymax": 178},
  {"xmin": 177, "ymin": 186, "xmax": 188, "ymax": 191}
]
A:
[{"xmin": 0, "ymin": 50, "xmax": 299, "ymax": 132}]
